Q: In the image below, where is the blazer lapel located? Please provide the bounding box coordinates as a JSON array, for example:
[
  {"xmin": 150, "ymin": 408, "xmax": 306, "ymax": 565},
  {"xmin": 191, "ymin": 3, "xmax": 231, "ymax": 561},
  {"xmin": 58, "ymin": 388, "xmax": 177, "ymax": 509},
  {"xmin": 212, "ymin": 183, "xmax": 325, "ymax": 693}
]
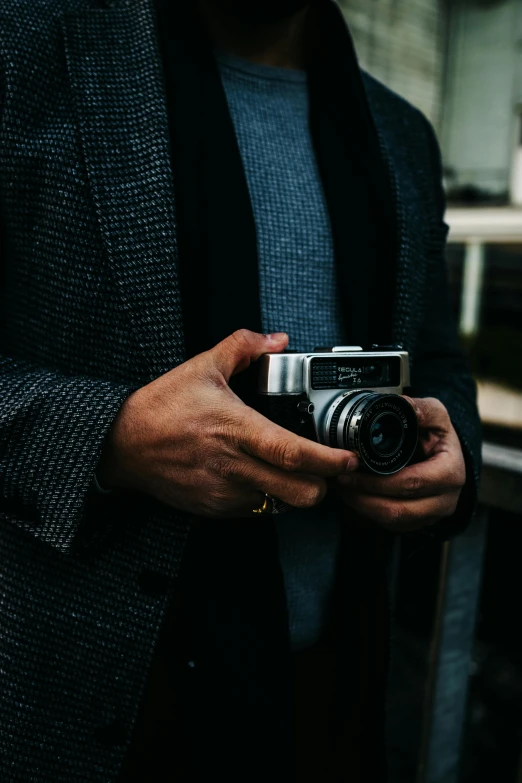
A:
[
  {"xmin": 367, "ymin": 102, "xmax": 428, "ymax": 355},
  {"xmin": 379, "ymin": 126, "xmax": 428, "ymax": 354},
  {"xmin": 62, "ymin": 0, "xmax": 186, "ymax": 380},
  {"xmin": 361, "ymin": 74, "xmax": 428, "ymax": 356}
]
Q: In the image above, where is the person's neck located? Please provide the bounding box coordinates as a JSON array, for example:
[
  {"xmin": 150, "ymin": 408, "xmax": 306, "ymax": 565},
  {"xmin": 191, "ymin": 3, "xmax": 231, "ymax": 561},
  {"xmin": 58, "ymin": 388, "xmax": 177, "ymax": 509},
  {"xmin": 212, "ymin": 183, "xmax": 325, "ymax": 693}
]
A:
[{"xmin": 197, "ymin": 1, "xmax": 311, "ymax": 69}]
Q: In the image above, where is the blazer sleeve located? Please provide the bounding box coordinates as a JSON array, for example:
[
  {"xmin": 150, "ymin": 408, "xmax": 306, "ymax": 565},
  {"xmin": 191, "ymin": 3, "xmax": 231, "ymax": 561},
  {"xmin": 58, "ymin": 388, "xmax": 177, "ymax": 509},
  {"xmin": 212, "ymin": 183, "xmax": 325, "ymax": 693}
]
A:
[
  {"xmin": 407, "ymin": 114, "xmax": 482, "ymax": 545},
  {"xmin": 0, "ymin": 355, "xmax": 138, "ymax": 554},
  {"xmin": 0, "ymin": 225, "xmax": 138, "ymax": 556}
]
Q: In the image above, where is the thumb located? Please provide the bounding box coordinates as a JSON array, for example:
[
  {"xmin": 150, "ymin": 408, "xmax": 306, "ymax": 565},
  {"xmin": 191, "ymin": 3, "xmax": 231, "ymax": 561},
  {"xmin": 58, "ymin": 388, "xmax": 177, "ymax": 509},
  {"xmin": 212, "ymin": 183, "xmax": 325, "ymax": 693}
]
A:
[{"xmin": 210, "ymin": 329, "xmax": 289, "ymax": 383}]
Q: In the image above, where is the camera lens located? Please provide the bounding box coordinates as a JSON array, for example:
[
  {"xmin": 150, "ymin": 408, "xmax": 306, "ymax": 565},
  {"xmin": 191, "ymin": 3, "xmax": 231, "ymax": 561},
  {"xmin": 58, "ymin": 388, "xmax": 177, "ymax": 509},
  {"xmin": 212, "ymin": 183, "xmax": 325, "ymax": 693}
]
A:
[
  {"xmin": 369, "ymin": 412, "xmax": 404, "ymax": 457},
  {"xmin": 326, "ymin": 392, "xmax": 418, "ymax": 475}
]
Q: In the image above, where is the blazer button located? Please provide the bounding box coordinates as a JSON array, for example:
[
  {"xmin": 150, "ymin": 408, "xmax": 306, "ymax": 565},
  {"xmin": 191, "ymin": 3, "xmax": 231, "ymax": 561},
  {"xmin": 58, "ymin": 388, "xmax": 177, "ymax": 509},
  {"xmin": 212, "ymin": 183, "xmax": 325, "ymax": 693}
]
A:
[
  {"xmin": 138, "ymin": 569, "xmax": 169, "ymax": 596},
  {"xmin": 94, "ymin": 722, "xmax": 127, "ymax": 746}
]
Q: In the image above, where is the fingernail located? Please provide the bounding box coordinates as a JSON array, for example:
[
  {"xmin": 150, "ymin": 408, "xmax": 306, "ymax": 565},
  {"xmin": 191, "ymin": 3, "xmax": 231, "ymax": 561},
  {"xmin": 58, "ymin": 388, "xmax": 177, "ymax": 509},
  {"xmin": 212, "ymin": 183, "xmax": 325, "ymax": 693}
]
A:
[
  {"xmin": 345, "ymin": 456, "xmax": 359, "ymax": 472},
  {"xmin": 266, "ymin": 332, "xmax": 288, "ymax": 342}
]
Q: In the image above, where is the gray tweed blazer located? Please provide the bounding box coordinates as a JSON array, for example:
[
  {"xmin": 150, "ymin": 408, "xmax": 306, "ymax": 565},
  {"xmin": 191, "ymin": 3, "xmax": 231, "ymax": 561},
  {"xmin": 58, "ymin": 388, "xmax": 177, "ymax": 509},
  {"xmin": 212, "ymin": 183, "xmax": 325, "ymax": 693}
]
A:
[{"xmin": 0, "ymin": 0, "xmax": 481, "ymax": 780}]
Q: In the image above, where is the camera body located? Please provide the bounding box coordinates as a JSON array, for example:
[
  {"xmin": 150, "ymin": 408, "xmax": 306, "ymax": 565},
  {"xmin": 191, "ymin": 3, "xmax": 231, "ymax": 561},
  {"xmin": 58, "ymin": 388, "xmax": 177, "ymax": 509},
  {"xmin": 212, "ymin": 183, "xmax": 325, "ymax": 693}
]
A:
[{"xmin": 256, "ymin": 345, "xmax": 418, "ymax": 475}]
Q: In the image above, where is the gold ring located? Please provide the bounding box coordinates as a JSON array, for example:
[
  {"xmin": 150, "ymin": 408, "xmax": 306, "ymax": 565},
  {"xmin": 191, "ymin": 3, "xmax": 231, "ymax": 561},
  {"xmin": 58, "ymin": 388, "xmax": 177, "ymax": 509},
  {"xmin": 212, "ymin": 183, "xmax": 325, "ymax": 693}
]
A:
[{"xmin": 252, "ymin": 494, "xmax": 274, "ymax": 515}]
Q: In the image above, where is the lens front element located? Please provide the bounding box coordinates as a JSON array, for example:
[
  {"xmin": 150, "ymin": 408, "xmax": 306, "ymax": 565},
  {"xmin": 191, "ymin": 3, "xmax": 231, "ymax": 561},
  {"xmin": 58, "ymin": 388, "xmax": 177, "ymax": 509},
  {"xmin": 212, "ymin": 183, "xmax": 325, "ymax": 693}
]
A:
[
  {"xmin": 327, "ymin": 392, "xmax": 418, "ymax": 475},
  {"xmin": 370, "ymin": 412, "xmax": 404, "ymax": 457}
]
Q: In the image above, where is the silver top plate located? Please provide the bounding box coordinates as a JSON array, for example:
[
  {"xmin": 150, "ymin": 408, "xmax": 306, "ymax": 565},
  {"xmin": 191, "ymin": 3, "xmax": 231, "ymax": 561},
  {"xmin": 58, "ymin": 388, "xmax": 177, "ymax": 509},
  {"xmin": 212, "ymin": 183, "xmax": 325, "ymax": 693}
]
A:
[{"xmin": 257, "ymin": 350, "xmax": 411, "ymax": 395}]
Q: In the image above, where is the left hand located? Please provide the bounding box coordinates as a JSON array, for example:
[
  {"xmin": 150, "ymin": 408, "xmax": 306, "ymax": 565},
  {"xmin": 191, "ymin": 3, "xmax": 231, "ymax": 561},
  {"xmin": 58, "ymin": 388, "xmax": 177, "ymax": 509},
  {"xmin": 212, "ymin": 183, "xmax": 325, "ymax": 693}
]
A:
[{"xmin": 336, "ymin": 397, "xmax": 466, "ymax": 532}]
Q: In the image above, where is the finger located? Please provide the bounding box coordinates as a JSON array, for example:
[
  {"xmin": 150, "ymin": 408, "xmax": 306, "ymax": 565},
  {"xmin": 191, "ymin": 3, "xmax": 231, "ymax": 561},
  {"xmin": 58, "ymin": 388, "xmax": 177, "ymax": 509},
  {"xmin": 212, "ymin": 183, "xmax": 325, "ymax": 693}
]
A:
[
  {"xmin": 404, "ymin": 396, "xmax": 451, "ymax": 431},
  {"xmin": 337, "ymin": 451, "xmax": 463, "ymax": 499},
  {"xmin": 223, "ymin": 454, "xmax": 329, "ymax": 510},
  {"xmin": 208, "ymin": 329, "xmax": 289, "ymax": 384},
  {"xmin": 204, "ymin": 489, "xmax": 274, "ymax": 519},
  {"xmin": 338, "ymin": 488, "xmax": 461, "ymax": 531},
  {"xmin": 239, "ymin": 406, "xmax": 359, "ymax": 477}
]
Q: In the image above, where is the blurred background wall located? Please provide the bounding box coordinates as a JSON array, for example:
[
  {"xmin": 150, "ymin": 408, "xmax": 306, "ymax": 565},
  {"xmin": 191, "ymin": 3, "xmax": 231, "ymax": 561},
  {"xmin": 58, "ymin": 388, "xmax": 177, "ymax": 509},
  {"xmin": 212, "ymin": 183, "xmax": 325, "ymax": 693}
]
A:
[
  {"xmin": 339, "ymin": 0, "xmax": 446, "ymax": 127},
  {"xmin": 442, "ymin": 0, "xmax": 522, "ymax": 203},
  {"xmin": 336, "ymin": 2, "xmax": 522, "ymax": 782},
  {"xmin": 339, "ymin": 0, "xmax": 522, "ymax": 203}
]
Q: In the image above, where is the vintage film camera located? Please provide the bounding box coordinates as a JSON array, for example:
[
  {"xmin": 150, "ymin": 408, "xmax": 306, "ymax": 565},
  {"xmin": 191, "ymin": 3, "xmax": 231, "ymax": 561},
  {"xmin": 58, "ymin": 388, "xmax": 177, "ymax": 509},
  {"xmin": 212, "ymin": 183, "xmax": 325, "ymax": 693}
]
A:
[{"xmin": 256, "ymin": 346, "xmax": 418, "ymax": 476}]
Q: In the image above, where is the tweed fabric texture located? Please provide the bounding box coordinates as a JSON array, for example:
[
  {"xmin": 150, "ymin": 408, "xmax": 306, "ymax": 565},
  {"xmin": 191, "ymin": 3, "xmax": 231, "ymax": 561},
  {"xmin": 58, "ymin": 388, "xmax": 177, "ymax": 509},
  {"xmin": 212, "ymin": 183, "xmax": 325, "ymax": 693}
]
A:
[
  {"xmin": 217, "ymin": 52, "xmax": 344, "ymax": 652},
  {"xmin": 0, "ymin": 0, "xmax": 480, "ymax": 780},
  {"xmin": 0, "ymin": 1, "xmax": 191, "ymax": 780}
]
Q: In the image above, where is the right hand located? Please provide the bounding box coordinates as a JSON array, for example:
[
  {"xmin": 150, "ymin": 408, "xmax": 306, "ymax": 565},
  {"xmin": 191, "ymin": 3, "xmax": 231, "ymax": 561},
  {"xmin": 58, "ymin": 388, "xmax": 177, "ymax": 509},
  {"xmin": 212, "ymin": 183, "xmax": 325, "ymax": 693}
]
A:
[{"xmin": 98, "ymin": 329, "xmax": 359, "ymax": 517}]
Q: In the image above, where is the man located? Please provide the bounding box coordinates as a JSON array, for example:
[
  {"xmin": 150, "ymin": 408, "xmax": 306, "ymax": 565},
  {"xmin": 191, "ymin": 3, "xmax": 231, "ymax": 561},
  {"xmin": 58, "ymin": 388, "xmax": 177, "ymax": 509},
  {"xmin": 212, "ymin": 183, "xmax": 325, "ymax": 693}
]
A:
[{"xmin": 0, "ymin": 0, "xmax": 480, "ymax": 781}]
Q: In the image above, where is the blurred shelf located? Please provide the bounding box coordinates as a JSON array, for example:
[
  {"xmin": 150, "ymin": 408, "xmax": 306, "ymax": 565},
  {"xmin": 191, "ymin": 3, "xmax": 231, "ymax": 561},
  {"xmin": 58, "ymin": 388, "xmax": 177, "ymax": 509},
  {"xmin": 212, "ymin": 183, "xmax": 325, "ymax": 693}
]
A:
[
  {"xmin": 482, "ymin": 442, "xmax": 522, "ymax": 474},
  {"xmin": 478, "ymin": 382, "xmax": 522, "ymax": 432},
  {"xmin": 447, "ymin": 207, "xmax": 522, "ymax": 242},
  {"xmin": 480, "ymin": 442, "xmax": 522, "ymax": 514}
]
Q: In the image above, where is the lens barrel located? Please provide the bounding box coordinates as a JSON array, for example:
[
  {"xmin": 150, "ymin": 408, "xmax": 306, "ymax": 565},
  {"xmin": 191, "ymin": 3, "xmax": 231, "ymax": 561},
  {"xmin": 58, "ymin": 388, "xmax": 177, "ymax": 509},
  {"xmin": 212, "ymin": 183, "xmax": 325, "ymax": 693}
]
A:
[{"xmin": 327, "ymin": 392, "xmax": 418, "ymax": 475}]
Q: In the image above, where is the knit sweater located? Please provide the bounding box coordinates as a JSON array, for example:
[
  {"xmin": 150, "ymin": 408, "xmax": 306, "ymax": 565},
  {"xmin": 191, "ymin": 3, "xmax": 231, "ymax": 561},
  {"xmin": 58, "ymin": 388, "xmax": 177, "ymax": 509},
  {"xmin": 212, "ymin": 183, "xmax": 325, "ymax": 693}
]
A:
[{"xmin": 217, "ymin": 51, "xmax": 346, "ymax": 651}]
